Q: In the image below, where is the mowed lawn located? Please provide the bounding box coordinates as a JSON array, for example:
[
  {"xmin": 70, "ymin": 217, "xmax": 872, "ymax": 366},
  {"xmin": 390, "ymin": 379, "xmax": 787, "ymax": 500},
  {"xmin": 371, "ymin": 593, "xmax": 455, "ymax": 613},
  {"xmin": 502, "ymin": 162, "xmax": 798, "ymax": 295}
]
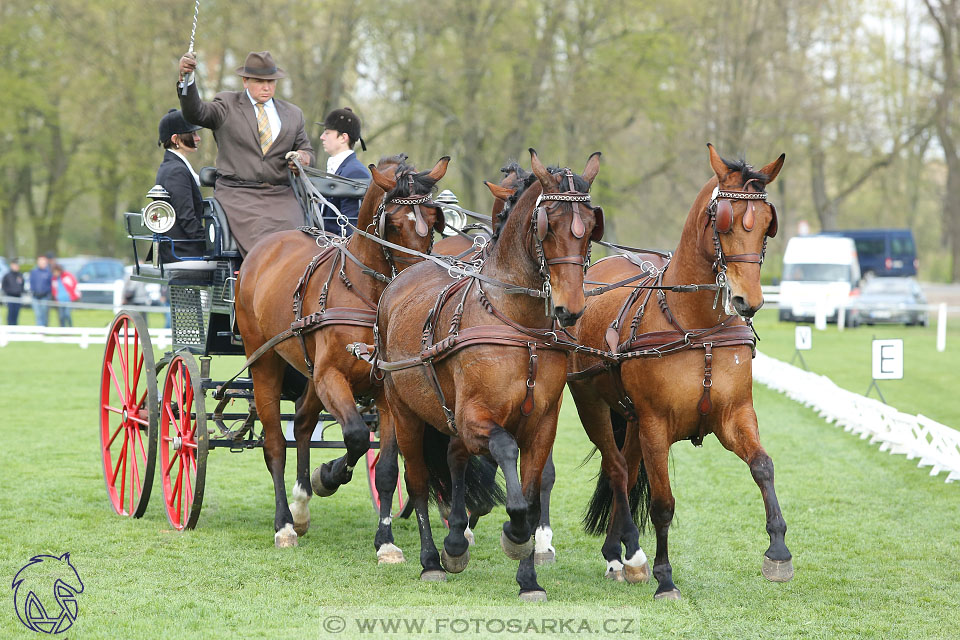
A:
[{"xmin": 0, "ymin": 324, "xmax": 958, "ymax": 639}]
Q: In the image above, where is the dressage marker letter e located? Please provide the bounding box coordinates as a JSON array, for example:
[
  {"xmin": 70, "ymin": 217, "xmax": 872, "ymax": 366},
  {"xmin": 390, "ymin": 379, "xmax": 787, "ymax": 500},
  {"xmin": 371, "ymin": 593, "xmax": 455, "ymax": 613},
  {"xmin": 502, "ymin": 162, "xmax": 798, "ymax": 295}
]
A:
[{"xmin": 871, "ymin": 339, "xmax": 903, "ymax": 380}]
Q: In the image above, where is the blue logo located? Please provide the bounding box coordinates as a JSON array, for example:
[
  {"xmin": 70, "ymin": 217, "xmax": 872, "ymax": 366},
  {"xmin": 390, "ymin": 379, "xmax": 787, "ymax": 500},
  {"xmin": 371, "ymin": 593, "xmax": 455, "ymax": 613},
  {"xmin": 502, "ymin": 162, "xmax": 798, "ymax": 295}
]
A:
[{"xmin": 11, "ymin": 553, "xmax": 84, "ymax": 634}]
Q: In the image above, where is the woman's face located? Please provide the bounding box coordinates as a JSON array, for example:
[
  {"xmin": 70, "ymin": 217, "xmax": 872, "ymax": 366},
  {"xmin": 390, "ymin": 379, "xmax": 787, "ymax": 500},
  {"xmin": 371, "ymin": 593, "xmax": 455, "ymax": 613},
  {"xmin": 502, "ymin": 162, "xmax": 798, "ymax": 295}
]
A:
[{"xmin": 175, "ymin": 132, "xmax": 201, "ymax": 154}]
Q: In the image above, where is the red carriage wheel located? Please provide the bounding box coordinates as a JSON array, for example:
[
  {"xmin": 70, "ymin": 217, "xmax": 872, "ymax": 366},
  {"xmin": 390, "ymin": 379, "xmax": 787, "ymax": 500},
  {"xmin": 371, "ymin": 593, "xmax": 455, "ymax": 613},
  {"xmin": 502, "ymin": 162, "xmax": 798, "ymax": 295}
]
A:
[
  {"xmin": 99, "ymin": 312, "xmax": 158, "ymax": 518},
  {"xmin": 367, "ymin": 431, "xmax": 407, "ymax": 518},
  {"xmin": 159, "ymin": 353, "xmax": 208, "ymax": 530}
]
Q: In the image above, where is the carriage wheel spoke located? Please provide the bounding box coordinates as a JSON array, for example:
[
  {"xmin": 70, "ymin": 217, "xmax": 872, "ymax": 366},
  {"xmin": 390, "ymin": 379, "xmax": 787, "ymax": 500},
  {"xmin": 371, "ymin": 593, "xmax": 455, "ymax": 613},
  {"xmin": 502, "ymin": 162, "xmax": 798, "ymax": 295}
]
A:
[
  {"xmin": 103, "ymin": 404, "xmax": 124, "ymax": 416},
  {"xmin": 131, "ymin": 342, "xmax": 142, "ymax": 394},
  {"xmin": 184, "ymin": 459, "xmax": 194, "ymax": 509},
  {"xmin": 106, "ymin": 422, "xmax": 123, "ymax": 448},
  {"xmin": 119, "ymin": 431, "xmax": 129, "ymax": 511},
  {"xmin": 135, "ymin": 421, "xmax": 147, "ymax": 463},
  {"xmin": 106, "ymin": 363, "xmax": 124, "ymax": 404},
  {"xmin": 164, "ymin": 449, "xmax": 180, "ymax": 476}
]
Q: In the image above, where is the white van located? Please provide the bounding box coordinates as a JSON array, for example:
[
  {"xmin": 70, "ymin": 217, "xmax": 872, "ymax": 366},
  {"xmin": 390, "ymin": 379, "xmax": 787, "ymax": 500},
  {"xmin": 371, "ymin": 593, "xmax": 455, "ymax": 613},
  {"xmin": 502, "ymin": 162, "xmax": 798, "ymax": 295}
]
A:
[{"xmin": 778, "ymin": 235, "xmax": 861, "ymax": 325}]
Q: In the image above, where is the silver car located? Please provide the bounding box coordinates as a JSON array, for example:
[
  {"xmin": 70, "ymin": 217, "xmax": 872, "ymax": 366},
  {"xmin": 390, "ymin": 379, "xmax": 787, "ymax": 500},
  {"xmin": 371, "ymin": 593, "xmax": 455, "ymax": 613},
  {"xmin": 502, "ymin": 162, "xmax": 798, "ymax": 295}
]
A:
[{"xmin": 854, "ymin": 277, "xmax": 928, "ymax": 326}]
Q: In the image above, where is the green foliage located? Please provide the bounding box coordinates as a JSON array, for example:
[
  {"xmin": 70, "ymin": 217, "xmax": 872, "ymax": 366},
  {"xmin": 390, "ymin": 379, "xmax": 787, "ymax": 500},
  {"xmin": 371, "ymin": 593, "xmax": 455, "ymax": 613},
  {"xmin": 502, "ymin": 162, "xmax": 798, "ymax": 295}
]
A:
[{"xmin": 0, "ymin": 1, "xmax": 957, "ymax": 281}]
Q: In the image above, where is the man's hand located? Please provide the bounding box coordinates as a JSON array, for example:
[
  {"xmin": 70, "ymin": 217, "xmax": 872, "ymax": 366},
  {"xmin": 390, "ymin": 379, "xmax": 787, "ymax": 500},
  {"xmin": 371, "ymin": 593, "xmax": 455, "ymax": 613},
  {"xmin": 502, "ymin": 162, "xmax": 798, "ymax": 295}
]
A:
[
  {"xmin": 286, "ymin": 150, "xmax": 310, "ymax": 174},
  {"xmin": 179, "ymin": 52, "xmax": 198, "ymax": 80}
]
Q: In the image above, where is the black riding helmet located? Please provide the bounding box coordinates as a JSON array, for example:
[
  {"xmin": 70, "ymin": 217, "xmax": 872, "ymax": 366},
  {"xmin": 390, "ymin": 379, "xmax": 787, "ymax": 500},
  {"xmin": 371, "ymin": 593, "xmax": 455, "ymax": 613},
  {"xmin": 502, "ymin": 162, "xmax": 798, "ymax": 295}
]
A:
[{"xmin": 158, "ymin": 108, "xmax": 202, "ymax": 147}]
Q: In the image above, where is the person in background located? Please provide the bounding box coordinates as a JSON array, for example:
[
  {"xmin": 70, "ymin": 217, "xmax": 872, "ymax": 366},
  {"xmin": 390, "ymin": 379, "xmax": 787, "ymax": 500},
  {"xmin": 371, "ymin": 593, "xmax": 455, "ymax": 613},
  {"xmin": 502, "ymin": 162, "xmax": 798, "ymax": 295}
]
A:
[
  {"xmin": 178, "ymin": 50, "xmax": 315, "ymax": 255},
  {"xmin": 1, "ymin": 258, "xmax": 25, "ymax": 325},
  {"xmin": 29, "ymin": 254, "xmax": 53, "ymax": 327},
  {"xmin": 51, "ymin": 264, "xmax": 80, "ymax": 327},
  {"xmin": 317, "ymin": 107, "xmax": 371, "ymax": 236}
]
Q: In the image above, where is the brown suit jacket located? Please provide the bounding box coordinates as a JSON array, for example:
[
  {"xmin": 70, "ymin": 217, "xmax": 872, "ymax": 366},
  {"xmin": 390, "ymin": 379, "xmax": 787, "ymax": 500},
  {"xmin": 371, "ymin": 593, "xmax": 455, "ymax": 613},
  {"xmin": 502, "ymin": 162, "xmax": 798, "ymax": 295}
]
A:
[{"xmin": 179, "ymin": 82, "xmax": 316, "ymax": 254}]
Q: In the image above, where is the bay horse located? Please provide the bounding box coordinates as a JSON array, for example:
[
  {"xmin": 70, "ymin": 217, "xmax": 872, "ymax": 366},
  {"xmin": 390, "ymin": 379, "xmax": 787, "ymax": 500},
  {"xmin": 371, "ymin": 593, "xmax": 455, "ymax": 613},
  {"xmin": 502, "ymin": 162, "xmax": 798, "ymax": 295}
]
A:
[
  {"xmin": 234, "ymin": 154, "xmax": 449, "ymax": 547},
  {"xmin": 372, "ymin": 162, "xmax": 530, "ymax": 563},
  {"xmin": 373, "ymin": 149, "xmax": 603, "ymax": 600},
  {"xmin": 567, "ymin": 144, "xmax": 791, "ymax": 598}
]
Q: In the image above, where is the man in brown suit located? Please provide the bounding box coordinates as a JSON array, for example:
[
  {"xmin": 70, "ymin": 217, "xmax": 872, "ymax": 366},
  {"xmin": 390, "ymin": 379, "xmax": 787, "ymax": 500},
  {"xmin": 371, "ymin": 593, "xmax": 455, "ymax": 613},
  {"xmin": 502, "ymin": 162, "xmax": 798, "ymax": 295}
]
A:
[{"xmin": 178, "ymin": 51, "xmax": 315, "ymax": 256}]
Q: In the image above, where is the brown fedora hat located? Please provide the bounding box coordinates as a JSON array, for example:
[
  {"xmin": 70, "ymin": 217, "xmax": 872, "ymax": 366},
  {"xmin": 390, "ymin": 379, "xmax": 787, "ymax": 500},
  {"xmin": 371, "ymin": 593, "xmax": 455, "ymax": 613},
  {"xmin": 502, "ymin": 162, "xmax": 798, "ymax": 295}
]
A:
[{"xmin": 235, "ymin": 51, "xmax": 286, "ymax": 80}]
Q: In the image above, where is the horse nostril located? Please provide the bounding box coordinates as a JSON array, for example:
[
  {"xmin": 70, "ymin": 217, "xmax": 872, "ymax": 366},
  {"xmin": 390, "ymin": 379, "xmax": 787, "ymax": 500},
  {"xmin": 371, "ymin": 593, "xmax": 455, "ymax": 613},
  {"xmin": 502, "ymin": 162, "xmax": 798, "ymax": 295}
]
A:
[{"xmin": 554, "ymin": 307, "xmax": 583, "ymax": 327}]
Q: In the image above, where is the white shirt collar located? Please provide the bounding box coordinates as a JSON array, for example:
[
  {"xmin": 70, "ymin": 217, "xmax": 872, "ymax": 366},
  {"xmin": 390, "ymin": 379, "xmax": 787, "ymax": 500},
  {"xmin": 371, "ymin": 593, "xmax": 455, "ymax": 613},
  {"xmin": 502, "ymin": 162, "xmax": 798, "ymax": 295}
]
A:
[
  {"xmin": 169, "ymin": 149, "xmax": 201, "ymax": 186},
  {"xmin": 326, "ymin": 150, "xmax": 353, "ymax": 174}
]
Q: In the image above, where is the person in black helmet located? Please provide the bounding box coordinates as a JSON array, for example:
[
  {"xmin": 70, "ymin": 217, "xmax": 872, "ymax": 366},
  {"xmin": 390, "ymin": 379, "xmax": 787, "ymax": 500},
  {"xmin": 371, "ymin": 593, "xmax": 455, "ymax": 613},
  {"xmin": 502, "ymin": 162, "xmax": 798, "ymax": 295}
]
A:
[
  {"xmin": 149, "ymin": 108, "xmax": 207, "ymax": 263},
  {"xmin": 317, "ymin": 107, "xmax": 371, "ymax": 236}
]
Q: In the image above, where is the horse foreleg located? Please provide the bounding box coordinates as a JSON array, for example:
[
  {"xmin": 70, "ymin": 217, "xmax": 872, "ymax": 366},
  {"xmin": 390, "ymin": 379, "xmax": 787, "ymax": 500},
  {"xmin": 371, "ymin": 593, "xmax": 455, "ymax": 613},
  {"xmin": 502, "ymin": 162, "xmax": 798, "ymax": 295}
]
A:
[
  {"xmin": 513, "ymin": 423, "xmax": 555, "ymax": 601},
  {"xmin": 291, "ymin": 384, "xmax": 322, "ymax": 537},
  {"xmin": 716, "ymin": 406, "xmax": 793, "ymax": 582},
  {"xmin": 310, "ymin": 371, "xmax": 370, "ymax": 497},
  {"xmin": 251, "ymin": 354, "xmax": 297, "ymax": 548},
  {"xmin": 487, "ymin": 426, "xmax": 533, "ymax": 560},
  {"xmin": 440, "ymin": 437, "xmax": 471, "ymax": 573},
  {"xmin": 374, "ymin": 402, "xmax": 405, "ymax": 564},
  {"xmin": 639, "ymin": 422, "xmax": 680, "ymax": 599},
  {"xmin": 534, "ymin": 449, "xmax": 556, "ymax": 565}
]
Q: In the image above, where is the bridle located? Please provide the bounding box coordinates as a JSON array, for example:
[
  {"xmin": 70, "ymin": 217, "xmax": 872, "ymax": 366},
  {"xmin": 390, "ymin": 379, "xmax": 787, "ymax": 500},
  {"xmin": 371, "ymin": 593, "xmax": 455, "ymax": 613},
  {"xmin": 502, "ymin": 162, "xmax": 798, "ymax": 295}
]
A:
[
  {"xmin": 705, "ymin": 180, "xmax": 778, "ymax": 307},
  {"xmin": 530, "ymin": 168, "xmax": 604, "ymax": 314},
  {"xmin": 372, "ymin": 174, "xmax": 442, "ymax": 277}
]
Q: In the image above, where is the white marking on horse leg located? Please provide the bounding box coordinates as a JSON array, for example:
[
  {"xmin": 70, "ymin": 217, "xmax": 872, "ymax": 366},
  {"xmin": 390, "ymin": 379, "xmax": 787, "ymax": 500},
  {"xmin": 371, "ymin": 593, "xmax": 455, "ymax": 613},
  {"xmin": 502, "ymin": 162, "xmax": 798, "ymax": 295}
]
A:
[
  {"xmin": 605, "ymin": 558, "xmax": 624, "ymax": 580},
  {"xmin": 381, "ymin": 517, "xmax": 393, "ymax": 526},
  {"xmin": 290, "ymin": 482, "xmax": 311, "ymax": 526},
  {"xmin": 464, "ymin": 526, "xmax": 475, "ymax": 546},
  {"xmin": 735, "ymin": 353, "xmax": 740, "ymax": 365},
  {"xmin": 535, "ymin": 526, "xmax": 555, "ymax": 554},
  {"xmin": 623, "ymin": 548, "xmax": 647, "ymax": 567}
]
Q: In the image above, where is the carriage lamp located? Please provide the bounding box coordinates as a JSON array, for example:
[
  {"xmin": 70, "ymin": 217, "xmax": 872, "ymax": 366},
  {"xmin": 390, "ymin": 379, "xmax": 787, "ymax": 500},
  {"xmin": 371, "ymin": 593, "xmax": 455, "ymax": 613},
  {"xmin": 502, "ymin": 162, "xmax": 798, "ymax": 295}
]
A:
[
  {"xmin": 142, "ymin": 185, "xmax": 177, "ymax": 267},
  {"xmin": 435, "ymin": 189, "xmax": 466, "ymax": 237}
]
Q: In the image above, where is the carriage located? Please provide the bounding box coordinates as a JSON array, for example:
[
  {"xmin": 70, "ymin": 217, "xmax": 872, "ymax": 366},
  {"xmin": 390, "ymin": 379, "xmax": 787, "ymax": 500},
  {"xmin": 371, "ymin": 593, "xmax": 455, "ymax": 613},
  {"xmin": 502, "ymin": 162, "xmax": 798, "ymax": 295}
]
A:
[{"xmin": 97, "ymin": 166, "xmax": 409, "ymax": 530}]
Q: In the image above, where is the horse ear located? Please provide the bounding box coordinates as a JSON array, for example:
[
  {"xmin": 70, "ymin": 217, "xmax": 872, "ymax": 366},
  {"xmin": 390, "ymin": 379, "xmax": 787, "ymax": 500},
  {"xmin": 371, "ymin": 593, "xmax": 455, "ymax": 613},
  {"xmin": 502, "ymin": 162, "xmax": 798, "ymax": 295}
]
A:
[
  {"xmin": 426, "ymin": 156, "xmax": 451, "ymax": 181},
  {"xmin": 758, "ymin": 153, "xmax": 786, "ymax": 185},
  {"xmin": 582, "ymin": 151, "xmax": 601, "ymax": 186},
  {"xmin": 485, "ymin": 180, "xmax": 515, "ymax": 202},
  {"xmin": 707, "ymin": 143, "xmax": 731, "ymax": 181},
  {"xmin": 529, "ymin": 148, "xmax": 555, "ymax": 191},
  {"xmin": 370, "ymin": 165, "xmax": 396, "ymax": 192}
]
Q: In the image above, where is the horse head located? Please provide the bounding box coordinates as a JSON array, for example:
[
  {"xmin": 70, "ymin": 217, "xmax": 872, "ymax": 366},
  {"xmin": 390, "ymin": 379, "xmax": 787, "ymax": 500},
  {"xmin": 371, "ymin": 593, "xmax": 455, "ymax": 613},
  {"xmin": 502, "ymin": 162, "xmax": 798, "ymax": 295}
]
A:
[
  {"xmin": 521, "ymin": 148, "xmax": 603, "ymax": 326},
  {"xmin": 368, "ymin": 156, "xmax": 450, "ymax": 273},
  {"xmin": 701, "ymin": 143, "xmax": 784, "ymax": 318}
]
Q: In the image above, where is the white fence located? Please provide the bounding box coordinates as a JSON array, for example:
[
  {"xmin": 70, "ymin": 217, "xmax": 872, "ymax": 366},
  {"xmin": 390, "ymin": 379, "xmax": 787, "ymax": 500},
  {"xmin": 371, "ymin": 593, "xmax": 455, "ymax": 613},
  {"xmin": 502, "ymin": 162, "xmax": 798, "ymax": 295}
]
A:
[
  {"xmin": 0, "ymin": 324, "xmax": 172, "ymax": 349},
  {"xmin": 753, "ymin": 351, "xmax": 960, "ymax": 484}
]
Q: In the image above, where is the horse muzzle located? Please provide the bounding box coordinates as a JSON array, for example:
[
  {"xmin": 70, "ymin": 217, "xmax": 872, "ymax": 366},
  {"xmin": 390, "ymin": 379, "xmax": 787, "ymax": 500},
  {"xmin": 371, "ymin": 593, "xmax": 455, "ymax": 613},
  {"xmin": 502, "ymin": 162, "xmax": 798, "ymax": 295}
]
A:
[
  {"xmin": 554, "ymin": 306, "xmax": 583, "ymax": 327},
  {"xmin": 731, "ymin": 295, "xmax": 763, "ymax": 318}
]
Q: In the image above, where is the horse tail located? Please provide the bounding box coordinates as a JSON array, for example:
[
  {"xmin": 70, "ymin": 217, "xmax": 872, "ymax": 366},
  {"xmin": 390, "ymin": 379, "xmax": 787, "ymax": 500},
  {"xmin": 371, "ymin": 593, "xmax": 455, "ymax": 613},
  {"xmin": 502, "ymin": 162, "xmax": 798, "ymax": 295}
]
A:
[
  {"xmin": 422, "ymin": 426, "xmax": 506, "ymax": 514},
  {"xmin": 583, "ymin": 410, "xmax": 651, "ymax": 535}
]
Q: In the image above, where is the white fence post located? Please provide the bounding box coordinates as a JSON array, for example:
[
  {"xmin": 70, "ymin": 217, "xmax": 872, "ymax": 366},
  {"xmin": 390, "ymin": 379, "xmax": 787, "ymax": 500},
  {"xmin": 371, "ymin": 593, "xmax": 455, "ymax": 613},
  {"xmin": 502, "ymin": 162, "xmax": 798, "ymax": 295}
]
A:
[{"xmin": 937, "ymin": 303, "xmax": 947, "ymax": 353}]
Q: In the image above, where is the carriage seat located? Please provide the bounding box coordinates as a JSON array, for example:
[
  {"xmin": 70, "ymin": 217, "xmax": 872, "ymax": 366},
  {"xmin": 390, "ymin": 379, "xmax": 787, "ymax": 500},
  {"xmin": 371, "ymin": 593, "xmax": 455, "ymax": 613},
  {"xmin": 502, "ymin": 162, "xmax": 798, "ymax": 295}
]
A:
[{"xmin": 199, "ymin": 167, "xmax": 240, "ymax": 257}]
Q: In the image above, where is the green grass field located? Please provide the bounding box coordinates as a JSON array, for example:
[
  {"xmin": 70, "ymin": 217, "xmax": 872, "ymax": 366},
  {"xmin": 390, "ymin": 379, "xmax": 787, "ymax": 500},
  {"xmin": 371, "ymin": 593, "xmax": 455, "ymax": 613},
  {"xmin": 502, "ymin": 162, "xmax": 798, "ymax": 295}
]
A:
[{"xmin": 0, "ymin": 317, "xmax": 958, "ymax": 639}]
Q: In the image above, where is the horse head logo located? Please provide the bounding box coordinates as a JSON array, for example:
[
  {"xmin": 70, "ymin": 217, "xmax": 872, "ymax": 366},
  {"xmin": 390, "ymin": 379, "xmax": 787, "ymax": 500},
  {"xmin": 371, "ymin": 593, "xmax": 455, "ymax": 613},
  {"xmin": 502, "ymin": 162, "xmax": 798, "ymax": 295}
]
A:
[{"xmin": 11, "ymin": 553, "xmax": 84, "ymax": 634}]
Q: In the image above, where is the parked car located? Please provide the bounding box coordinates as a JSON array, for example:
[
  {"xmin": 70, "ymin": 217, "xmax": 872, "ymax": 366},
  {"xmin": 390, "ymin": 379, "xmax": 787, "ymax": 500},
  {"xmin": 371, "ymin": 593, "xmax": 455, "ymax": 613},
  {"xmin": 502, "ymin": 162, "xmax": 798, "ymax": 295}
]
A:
[
  {"xmin": 820, "ymin": 228, "xmax": 918, "ymax": 278},
  {"xmin": 853, "ymin": 277, "xmax": 928, "ymax": 326},
  {"xmin": 123, "ymin": 265, "xmax": 166, "ymax": 307},
  {"xmin": 778, "ymin": 235, "xmax": 861, "ymax": 325},
  {"xmin": 57, "ymin": 256, "xmax": 126, "ymax": 305}
]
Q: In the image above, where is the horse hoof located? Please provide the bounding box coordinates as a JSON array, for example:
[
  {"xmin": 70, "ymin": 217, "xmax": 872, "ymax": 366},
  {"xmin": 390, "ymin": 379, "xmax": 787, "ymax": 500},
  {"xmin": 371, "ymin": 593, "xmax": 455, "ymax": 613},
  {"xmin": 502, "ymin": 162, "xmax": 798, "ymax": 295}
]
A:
[
  {"xmin": 624, "ymin": 561, "xmax": 650, "ymax": 584},
  {"xmin": 310, "ymin": 466, "xmax": 337, "ymax": 497},
  {"xmin": 293, "ymin": 519, "xmax": 310, "ymax": 537},
  {"xmin": 534, "ymin": 550, "xmax": 555, "ymax": 566},
  {"xmin": 762, "ymin": 556, "xmax": 794, "ymax": 582},
  {"xmin": 519, "ymin": 590, "xmax": 547, "ymax": 602},
  {"xmin": 420, "ymin": 569, "xmax": 447, "ymax": 582},
  {"xmin": 377, "ymin": 543, "xmax": 405, "ymax": 565},
  {"xmin": 655, "ymin": 589, "xmax": 681, "ymax": 600},
  {"xmin": 605, "ymin": 568, "xmax": 624, "ymax": 582},
  {"xmin": 274, "ymin": 526, "xmax": 298, "ymax": 549},
  {"xmin": 500, "ymin": 530, "xmax": 534, "ymax": 561},
  {"xmin": 441, "ymin": 548, "xmax": 470, "ymax": 574}
]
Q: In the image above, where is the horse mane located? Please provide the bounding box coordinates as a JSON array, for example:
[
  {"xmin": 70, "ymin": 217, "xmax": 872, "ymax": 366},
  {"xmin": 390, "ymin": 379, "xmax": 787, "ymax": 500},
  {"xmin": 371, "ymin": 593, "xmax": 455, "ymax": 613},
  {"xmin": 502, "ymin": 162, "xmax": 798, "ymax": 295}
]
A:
[
  {"xmin": 490, "ymin": 166, "xmax": 590, "ymax": 244},
  {"xmin": 384, "ymin": 161, "xmax": 440, "ymax": 200},
  {"xmin": 721, "ymin": 157, "xmax": 768, "ymax": 192},
  {"xmin": 500, "ymin": 161, "xmax": 531, "ymax": 182}
]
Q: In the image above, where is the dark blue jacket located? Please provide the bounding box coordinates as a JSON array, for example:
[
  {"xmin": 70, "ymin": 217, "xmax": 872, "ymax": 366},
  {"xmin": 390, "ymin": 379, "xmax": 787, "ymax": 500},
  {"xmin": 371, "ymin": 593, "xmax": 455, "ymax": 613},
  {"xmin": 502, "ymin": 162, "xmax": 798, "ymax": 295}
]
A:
[
  {"xmin": 148, "ymin": 151, "xmax": 206, "ymax": 263},
  {"xmin": 29, "ymin": 266, "xmax": 52, "ymax": 298},
  {"xmin": 320, "ymin": 152, "xmax": 371, "ymax": 236}
]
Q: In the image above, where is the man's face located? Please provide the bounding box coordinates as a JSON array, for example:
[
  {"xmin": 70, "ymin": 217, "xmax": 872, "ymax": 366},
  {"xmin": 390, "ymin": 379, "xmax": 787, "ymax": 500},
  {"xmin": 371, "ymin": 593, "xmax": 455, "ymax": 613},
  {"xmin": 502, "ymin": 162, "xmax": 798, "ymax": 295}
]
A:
[
  {"xmin": 11, "ymin": 262, "xmax": 19, "ymax": 271},
  {"xmin": 320, "ymin": 128, "xmax": 350, "ymax": 155},
  {"xmin": 37, "ymin": 256, "xmax": 48, "ymax": 269},
  {"xmin": 243, "ymin": 77, "xmax": 277, "ymax": 104}
]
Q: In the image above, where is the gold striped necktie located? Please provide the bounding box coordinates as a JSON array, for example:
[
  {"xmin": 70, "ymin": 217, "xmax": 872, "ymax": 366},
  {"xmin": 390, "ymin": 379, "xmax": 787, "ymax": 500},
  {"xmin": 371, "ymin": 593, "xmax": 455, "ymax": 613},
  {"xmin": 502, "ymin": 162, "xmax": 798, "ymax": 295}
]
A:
[{"xmin": 255, "ymin": 102, "xmax": 272, "ymax": 153}]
